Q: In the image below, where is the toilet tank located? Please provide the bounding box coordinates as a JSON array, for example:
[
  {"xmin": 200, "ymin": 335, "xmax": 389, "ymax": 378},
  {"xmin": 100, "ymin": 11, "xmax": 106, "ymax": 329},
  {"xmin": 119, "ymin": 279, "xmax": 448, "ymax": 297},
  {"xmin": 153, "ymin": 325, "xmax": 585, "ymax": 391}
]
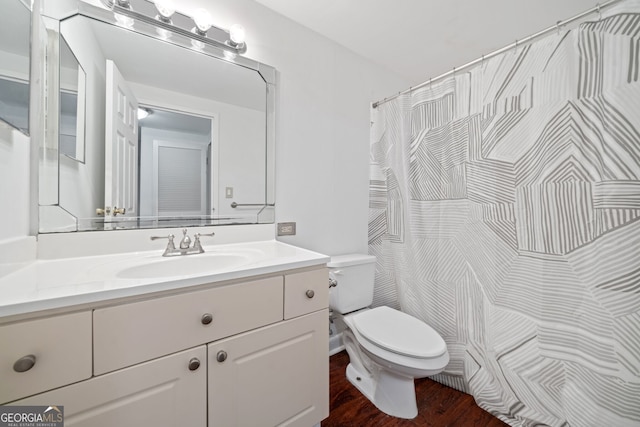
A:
[{"xmin": 328, "ymin": 254, "xmax": 376, "ymax": 314}]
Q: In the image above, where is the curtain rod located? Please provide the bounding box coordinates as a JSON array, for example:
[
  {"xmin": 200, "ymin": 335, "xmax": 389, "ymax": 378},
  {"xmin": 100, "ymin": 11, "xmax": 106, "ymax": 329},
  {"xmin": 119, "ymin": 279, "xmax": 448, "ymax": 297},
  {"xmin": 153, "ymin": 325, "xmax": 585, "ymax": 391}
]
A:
[{"xmin": 372, "ymin": 0, "xmax": 623, "ymax": 109}]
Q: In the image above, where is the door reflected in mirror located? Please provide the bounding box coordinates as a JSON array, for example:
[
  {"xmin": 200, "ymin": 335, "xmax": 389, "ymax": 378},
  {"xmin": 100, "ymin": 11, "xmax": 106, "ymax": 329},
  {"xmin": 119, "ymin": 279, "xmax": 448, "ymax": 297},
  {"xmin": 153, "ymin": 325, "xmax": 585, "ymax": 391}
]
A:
[{"xmin": 139, "ymin": 107, "xmax": 213, "ymax": 223}]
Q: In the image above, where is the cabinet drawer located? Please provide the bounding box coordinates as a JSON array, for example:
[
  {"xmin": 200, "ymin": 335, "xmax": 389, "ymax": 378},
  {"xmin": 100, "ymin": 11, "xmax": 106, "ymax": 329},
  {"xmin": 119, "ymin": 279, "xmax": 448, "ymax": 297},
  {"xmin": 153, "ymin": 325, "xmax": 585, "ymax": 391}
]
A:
[
  {"xmin": 0, "ymin": 311, "xmax": 92, "ymax": 404},
  {"xmin": 284, "ymin": 268, "xmax": 328, "ymax": 319},
  {"xmin": 94, "ymin": 276, "xmax": 283, "ymax": 374},
  {"xmin": 16, "ymin": 346, "xmax": 207, "ymax": 427}
]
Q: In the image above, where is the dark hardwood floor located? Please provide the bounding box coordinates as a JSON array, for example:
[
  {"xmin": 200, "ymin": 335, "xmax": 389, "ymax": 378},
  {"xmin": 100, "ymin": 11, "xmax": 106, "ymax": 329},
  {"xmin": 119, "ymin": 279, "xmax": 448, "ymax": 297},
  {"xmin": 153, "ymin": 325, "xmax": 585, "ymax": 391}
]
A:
[{"xmin": 322, "ymin": 351, "xmax": 508, "ymax": 427}]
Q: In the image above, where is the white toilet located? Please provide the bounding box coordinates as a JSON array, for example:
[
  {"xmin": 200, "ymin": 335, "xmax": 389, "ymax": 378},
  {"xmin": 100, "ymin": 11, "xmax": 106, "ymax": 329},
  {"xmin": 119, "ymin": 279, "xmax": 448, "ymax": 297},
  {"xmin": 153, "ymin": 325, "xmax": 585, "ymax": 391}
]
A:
[{"xmin": 328, "ymin": 254, "xmax": 449, "ymax": 419}]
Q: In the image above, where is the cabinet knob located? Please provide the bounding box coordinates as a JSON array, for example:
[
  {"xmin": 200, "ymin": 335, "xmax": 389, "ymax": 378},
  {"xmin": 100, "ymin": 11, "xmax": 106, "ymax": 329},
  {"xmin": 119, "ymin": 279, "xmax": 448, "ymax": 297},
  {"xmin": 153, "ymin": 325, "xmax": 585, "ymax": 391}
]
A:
[
  {"xmin": 306, "ymin": 289, "xmax": 315, "ymax": 299},
  {"xmin": 13, "ymin": 355, "xmax": 36, "ymax": 373},
  {"xmin": 188, "ymin": 357, "xmax": 201, "ymax": 371},
  {"xmin": 216, "ymin": 350, "xmax": 227, "ymax": 363},
  {"xmin": 201, "ymin": 313, "xmax": 213, "ymax": 325}
]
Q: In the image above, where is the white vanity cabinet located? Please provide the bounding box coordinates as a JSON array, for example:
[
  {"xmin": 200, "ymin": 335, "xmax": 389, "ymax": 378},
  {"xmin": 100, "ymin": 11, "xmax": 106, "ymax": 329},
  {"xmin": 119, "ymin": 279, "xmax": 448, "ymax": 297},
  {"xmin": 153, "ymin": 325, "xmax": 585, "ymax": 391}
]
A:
[
  {"xmin": 1, "ymin": 265, "xmax": 329, "ymax": 427},
  {"xmin": 14, "ymin": 346, "xmax": 207, "ymax": 427}
]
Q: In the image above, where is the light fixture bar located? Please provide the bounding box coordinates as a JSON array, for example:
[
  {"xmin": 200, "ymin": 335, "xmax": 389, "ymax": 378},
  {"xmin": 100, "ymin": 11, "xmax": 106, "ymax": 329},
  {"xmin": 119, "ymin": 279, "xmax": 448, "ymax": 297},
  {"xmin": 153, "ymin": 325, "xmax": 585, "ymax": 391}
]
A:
[{"xmin": 111, "ymin": 3, "xmax": 247, "ymax": 54}]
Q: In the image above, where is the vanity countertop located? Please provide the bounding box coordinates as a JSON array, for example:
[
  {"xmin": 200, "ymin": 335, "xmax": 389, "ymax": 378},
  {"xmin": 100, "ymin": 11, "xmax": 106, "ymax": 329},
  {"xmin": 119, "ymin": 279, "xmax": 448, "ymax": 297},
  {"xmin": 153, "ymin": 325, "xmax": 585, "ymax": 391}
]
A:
[{"xmin": 0, "ymin": 240, "xmax": 329, "ymax": 319}]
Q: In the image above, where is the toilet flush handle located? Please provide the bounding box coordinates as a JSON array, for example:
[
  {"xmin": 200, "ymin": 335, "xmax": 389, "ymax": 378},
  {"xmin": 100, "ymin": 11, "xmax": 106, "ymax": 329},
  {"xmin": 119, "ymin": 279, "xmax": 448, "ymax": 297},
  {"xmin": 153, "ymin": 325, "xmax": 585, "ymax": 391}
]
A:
[{"xmin": 329, "ymin": 269, "xmax": 341, "ymax": 288}]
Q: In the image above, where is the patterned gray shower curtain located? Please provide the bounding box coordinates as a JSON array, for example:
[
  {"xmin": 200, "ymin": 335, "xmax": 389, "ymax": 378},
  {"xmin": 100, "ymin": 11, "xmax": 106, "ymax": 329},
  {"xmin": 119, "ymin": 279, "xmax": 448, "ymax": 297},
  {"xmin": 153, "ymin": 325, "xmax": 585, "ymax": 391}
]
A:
[{"xmin": 368, "ymin": 1, "xmax": 640, "ymax": 425}]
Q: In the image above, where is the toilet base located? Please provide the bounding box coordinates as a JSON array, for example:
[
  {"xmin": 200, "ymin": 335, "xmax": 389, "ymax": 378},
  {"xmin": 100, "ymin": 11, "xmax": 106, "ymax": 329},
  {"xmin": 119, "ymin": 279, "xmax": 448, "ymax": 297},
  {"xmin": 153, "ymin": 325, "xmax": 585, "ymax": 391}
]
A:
[{"xmin": 346, "ymin": 362, "xmax": 418, "ymax": 419}]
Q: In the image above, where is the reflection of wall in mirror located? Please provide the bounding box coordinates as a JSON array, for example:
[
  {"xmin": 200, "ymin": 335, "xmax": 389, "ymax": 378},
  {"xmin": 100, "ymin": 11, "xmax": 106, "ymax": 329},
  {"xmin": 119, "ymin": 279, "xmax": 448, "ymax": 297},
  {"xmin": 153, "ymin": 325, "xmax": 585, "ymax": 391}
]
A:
[
  {"xmin": 0, "ymin": 51, "xmax": 30, "ymax": 132},
  {"xmin": 0, "ymin": 0, "xmax": 30, "ymax": 134},
  {"xmin": 58, "ymin": 17, "xmax": 106, "ymax": 222},
  {"xmin": 132, "ymin": 83, "xmax": 266, "ymax": 220}
]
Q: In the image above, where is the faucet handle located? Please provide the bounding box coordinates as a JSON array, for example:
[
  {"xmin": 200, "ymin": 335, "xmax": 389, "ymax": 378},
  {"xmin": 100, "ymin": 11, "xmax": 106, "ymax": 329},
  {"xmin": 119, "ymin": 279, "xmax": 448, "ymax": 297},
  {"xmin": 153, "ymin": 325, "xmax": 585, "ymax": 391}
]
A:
[
  {"xmin": 150, "ymin": 234, "xmax": 176, "ymax": 256},
  {"xmin": 150, "ymin": 233, "xmax": 175, "ymax": 244},
  {"xmin": 193, "ymin": 232, "xmax": 215, "ymax": 252},
  {"xmin": 195, "ymin": 232, "xmax": 215, "ymax": 238}
]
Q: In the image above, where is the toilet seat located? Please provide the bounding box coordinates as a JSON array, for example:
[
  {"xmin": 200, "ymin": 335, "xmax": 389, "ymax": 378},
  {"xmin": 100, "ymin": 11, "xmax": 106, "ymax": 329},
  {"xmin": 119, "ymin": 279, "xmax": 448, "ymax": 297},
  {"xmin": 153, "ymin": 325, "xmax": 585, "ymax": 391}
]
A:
[{"xmin": 352, "ymin": 306, "xmax": 446, "ymax": 359}]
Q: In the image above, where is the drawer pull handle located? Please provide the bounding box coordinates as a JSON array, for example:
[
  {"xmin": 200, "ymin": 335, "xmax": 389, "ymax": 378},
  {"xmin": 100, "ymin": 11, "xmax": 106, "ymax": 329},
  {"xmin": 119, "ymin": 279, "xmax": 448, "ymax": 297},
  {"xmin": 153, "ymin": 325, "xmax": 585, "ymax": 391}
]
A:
[
  {"xmin": 201, "ymin": 313, "xmax": 213, "ymax": 325},
  {"xmin": 216, "ymin": 350, "xmax": 227, "ymax": 363},
  {"xmin": 306, "ymin": 289, "xmax": 315, "ymax": 299},
  {"xmin": 188, "ymin": 357, "xmax": 201, "ymax": 371},
  {"xmin": 13, "ymin": 355, "xmax": 36, "ymax": 373}
]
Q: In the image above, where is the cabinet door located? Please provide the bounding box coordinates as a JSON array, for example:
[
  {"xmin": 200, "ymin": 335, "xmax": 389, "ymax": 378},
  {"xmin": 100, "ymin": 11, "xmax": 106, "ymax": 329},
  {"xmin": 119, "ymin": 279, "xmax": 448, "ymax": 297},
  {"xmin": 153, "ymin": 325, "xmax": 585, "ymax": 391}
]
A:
[
  {"xmin": 209, "ymin": 309, "xmax": 329, "ymax": 427},
  {"xmin": 14, "ymin": 346, "xmax": 206, "ymax": 427}
]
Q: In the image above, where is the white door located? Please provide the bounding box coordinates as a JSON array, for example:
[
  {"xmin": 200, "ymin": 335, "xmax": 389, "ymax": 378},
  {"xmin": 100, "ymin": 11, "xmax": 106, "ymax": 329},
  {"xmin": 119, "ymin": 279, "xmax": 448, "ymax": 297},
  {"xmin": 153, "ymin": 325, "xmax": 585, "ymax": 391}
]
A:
[
  {"xmin": 208, "ymin": 310, "xmax": 329, "ymax": 427},
  {"xmin": 152, "ymin": 139, "xmax": 208, "ymax": 217},
  {"xmin": 14, "ymin": 346, "xmax": 207, "ymax": 427},
  {"xmin": 104, "ymin": 59, "xmax": 138, "ymax": 220}
]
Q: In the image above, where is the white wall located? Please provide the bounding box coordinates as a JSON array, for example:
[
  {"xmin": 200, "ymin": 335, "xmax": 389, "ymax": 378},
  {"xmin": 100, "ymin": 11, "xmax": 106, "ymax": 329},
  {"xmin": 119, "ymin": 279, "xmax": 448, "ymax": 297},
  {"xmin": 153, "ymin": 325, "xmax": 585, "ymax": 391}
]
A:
[
  {"xmin": 0, "ymin": 121, "xmax": 30, "ymax": 242},
  {"xmin": 166, "ymin": 0, "xmax": 411, "ymax": 255}
]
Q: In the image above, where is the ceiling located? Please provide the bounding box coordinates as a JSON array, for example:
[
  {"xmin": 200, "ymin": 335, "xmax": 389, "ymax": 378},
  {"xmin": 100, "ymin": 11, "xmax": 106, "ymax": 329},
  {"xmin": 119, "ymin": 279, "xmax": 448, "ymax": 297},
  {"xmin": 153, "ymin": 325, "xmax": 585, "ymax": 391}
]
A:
[{"xmin": 253, "ymin": 0, "xmax": 600, "ymax": 85}]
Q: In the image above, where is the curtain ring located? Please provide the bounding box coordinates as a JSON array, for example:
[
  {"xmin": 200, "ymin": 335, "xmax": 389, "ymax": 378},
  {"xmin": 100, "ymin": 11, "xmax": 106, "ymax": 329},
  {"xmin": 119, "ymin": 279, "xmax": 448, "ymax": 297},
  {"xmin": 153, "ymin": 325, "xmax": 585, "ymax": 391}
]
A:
[
  {"xmin": 481, "ymin": 54, "xmax": 485, "ymax": 67},
  {"xmin": 429, "ymin": 78, "xmax": 432, "ymax": 89},
  {"xmin": 596, "ymin": 3, "xmax": 602, "ymax": 21},
  {"xmin": 556, "ymin": 20, "xmax": 562, "ymax": 35},
  {"xmin": 514, "ymin": 40, "xmax": 518, "ymax": 55}
]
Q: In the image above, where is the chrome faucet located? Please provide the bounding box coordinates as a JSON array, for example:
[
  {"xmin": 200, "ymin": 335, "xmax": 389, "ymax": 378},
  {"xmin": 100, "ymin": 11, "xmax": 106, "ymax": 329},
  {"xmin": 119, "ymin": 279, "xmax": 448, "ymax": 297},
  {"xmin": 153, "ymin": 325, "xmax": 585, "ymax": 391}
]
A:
[{"xmin": 150, "ymin": 229, "xmax": 215, "ymax": 257}]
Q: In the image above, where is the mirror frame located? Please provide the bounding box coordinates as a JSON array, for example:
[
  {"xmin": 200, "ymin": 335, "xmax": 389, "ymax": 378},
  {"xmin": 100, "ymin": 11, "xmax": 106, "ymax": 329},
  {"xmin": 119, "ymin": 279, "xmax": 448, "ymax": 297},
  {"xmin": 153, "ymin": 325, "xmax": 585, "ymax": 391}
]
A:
[{"xmin": 36, "ymin": 0, "xmax": 276, "ymax": 233}]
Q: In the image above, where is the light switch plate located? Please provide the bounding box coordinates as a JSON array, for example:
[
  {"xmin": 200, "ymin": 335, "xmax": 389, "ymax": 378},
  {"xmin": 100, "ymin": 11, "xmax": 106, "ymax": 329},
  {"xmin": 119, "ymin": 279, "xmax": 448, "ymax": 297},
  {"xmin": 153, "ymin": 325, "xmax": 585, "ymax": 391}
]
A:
[
  {"xmin": 277, "ymin": 222, "xmax": 296, "ymax": 236},
  {"xmin": 225, "ymin": 187, "xmax": 233, "ymax": 198}
]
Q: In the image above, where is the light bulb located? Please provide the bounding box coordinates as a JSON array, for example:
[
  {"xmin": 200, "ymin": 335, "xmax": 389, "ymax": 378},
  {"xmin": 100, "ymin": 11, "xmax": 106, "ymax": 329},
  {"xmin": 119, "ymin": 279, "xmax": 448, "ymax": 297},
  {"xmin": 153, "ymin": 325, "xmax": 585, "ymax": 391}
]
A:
[
  {"xmin": 154, "ymin": 0, "xmax": 176, "ymax": 22},
  {"xmin": 193, "ymin": 8, "xmax": 212, "ymax": 35},
  {"xmin": 191, "ymin": 39, "xmax": 205, "ymax": 50},
  {"xmin": 137, "ymin": 108, "xmax": 149, "ymax": 120},
  {"xmin": 229, "ymin": 24, "xmax": 245, "ymax": 45},
  {"xmin": 156, "ymin": 27, "xmax": 171, "ymax": 40},
  {"xmin": 114, "ymin": 12, "xmax": 134, "ymax": 28}
]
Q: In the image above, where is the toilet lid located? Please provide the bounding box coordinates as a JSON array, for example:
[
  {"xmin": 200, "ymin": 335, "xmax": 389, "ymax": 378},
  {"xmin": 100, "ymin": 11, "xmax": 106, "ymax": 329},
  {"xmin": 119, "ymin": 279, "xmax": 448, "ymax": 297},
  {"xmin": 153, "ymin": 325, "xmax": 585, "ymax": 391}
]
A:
[{"xmin": 352, "ymin": 306, "xmax": 446, "ymax": 358}]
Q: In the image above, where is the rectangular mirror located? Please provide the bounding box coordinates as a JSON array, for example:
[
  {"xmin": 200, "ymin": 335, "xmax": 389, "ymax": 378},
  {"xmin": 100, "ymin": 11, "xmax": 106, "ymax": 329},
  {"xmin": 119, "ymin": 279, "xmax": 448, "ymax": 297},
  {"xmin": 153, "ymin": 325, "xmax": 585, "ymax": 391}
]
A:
[
  {"xmin": 0, "ymin": 0, "xmax": 31, "ymax": 135},
  {"xmin": 38, "ymin": 0, "xmax": 276, "ymax": 232}
]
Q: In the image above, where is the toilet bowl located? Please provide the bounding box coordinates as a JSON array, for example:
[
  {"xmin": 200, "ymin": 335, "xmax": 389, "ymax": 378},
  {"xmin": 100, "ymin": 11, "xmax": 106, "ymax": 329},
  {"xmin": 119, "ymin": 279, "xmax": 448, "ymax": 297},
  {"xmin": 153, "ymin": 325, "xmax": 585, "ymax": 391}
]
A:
[
  {"xmin": 339, "ymin": 307, "xmax": 449, "ymax": 419},
  {"xmin": 328, "ymin": 254, "xmax": 449, "ymax": 419}
]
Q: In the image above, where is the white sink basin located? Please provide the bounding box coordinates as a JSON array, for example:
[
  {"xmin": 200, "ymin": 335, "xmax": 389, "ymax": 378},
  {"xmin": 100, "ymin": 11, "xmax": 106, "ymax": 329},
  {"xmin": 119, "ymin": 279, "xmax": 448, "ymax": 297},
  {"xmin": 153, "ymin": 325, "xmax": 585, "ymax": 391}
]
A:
[{"xmin": 115, "ymin": 253, "xmax": 252, "ymax": 279}]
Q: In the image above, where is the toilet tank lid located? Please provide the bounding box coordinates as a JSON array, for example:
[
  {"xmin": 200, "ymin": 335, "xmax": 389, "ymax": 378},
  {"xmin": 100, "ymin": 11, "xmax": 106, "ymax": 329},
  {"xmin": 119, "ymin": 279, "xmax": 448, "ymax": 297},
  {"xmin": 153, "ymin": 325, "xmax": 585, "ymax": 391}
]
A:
[{"xmin": 327, "ymin": 254, "xmax": 376, "ymax": 268}]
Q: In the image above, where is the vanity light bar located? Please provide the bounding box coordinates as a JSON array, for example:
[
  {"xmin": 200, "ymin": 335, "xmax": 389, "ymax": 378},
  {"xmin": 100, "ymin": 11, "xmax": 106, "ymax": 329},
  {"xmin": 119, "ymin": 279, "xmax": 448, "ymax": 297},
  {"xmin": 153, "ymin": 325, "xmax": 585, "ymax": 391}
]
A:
[{"xmin": 101, "ymin": 0, "xmax": 247, "ymax": 55}]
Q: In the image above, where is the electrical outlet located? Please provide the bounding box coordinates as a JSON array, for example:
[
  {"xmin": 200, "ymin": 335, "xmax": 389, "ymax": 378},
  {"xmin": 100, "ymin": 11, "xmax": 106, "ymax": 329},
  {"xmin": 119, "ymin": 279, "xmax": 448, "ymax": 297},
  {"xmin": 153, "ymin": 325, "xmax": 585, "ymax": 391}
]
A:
[
  {"xmin": 225, "ymin": 187, "xmax": 233, "ymax": 198},
  {"xmin": 277, "ymin": 222, "xmax": 296, "ymax": 236}
]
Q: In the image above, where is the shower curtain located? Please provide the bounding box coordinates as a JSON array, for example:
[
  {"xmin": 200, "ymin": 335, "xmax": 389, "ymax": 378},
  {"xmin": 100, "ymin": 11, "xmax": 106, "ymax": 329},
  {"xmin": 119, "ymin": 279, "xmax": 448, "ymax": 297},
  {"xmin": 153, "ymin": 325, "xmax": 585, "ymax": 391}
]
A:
[{"xmin": 368, "ymin": 1, "xmax": 640, "ymax": 426}]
